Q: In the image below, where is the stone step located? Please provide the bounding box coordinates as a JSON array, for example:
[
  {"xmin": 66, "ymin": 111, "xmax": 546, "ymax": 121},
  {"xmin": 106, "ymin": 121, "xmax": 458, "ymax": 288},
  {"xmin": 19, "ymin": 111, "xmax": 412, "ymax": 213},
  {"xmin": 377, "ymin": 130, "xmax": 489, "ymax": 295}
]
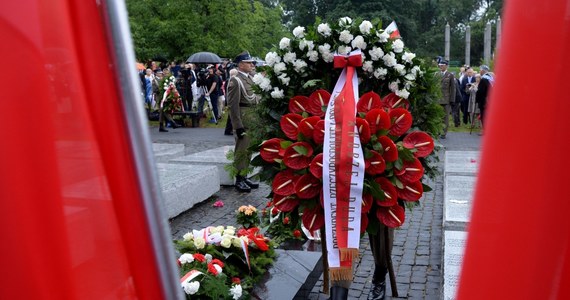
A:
[
  {"xmin": 156, "ymin": 163, "xmax": 219, "ymax": 218},
  {"xmin": 170, "ymin": 145, "xmax": 235, "ymax": 186},
  {"xmin": 442, "ymin": 230, "xmax": 467, "ymax": 300},
  {"xmin": 153, "ymin": 143, "xmax": 185, "ymax": 163},
  {"xmin": 443, "ymin": 175, "xmax": 476, "ymax": 231},
  {"xmin": 444, "ymin": 151, "xmax": 480, "ymax": 176}
]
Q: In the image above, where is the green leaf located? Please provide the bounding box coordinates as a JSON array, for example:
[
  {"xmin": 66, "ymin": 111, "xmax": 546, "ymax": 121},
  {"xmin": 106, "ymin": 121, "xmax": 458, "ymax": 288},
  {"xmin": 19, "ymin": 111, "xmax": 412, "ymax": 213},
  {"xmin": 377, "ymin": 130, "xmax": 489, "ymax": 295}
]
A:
[
  {"xmin": 422, "ymin": 183, "xmax": 433, "ymax": 192},
  {"xmin": 302, "ymin": 79, "xmax": 321, "ymax": 89},
  {"xmin": 365, "ymin": 179, "xmax": 385, "ymax": 200},
  {"xmin": 293, "ymin": 145, "xmax": 308, "ymax": 156},
  {"xmin": 372, "ymin": 142, "xmax": 383, "ymax": 151},
  {"xmin": 394, "ymin": 158, "xmax": 403, "ymax": 170},
  {"xmin": 280, "ymin": 140, "xmax": 293, "ymax": 149},
  {"xmin": 269, "ymin": 109, "xmax": 283, "ymax": 121},
  {"xmin": 398, "ymin": 145, "xmax": 416, "ymax": 162},
  {"xmin": 392, "ymin": 177, "xmax": 404, "ymax": 189}
]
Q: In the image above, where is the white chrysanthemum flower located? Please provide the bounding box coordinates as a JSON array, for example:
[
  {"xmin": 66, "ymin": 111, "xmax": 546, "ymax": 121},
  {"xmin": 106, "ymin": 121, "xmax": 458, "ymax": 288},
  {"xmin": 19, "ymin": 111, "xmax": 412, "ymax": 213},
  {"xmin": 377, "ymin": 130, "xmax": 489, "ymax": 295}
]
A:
[
  {"xmin": 405, "ymin": 73, "xmax": 416, "ymax": 81},
  {"xmin": 392, "ymin": 39, "xmax": 404, "ymax": 53},
  {"xmin": 293, "ymin": 26, "xmax": 305, "ymax": 38},
  {"xmin": 351, "ymin": 35, "xmax": 367, "ymax": 50},
  {"xmin": 205, "ymin": 253, "xmax": 213, "ymax": 263},
  {"xmin": 283, "ymin": 52, "xmax": 297, "ymax": 64},
  {"xmin": 259, "ymin": 77, "xmax": 272, "ymax": 92},
  {"xmin": 271, "ymin": 87, "xmax": 285, "ymax": 99},
  {"xmin": 339, "ymin": 17, "xmax": 352, "ymax": 27},
  {"xmin": 338, "ymin": 45, "xmax": 352, "ymax": 55},
  {"xmin": 182, "ymin": 281, "xmax": 200, "ymax": 295},
  {"xmin": 402, "ymin": 51, "xmax": 416, "ymax": 63},
  {"xmin": 279, "ymin": 37, "xmax": 291, "ymax": 50},
  {"xmin": 194, "ymin": 237, "xmax": 206, "ymax": 249},
  {"xmin": 382, "ymin": 52, "xmax": 397, "ymax": 67},
  {"xmin": 361, "ymin": 52, "xmax": 366, "ymax": 62},
  {"xmin": 264, "ymin": 52, "xmax": 281, "ymax": 67},
  {"xmin": 374, "ymin": 68, "xmax": 388, "ymax": 79},
  {"xmin": 362, "ymin": 61, "xmax": 374, "ymax": 73},
  {"xmin": 229, "ymin": 284, "xmax": 243, "ymax": 300},
  {"xmin": 293, "ymin": 59, "xmax": 307, "ymax": 73},
  {"xmin": 377, "ymin": 31, "xmax": 390, "ymax": 43},
  {"xmin": 396, "ymin": 89, "xmax": 410, "ymax": 99},
  {"xmin": 322, "ymin": 52, "xmax": 334, "ymax": 63},
  {"xmin": 394, "ymin": 64, "xmax": 406, "ymax": 75},
  {"xmin": 252, "ymin": 73, "xmax": 264, "ymax": 84},
  {"xmin": 318, "ymin": 43, "xmax": 334, "ymax": 63},
  {"xmin": 183, "ymin": 232, "xmax": 193, "ymax": 241},
  {"xmin": 369, "ymin": 47, "xmax": 384, "ymax": 61},
  {"xmin": 339, "ymin": 30, "xmax": 353, "ymax": 44},
  {"xmin": 307, "ymin": 50, "xmax": 319, "ymax": 62},
  {"xmin": 278, "ymin": 73, "xmax": 291, "ymax": 85},
  {"xmin": 299, "ymin": 39, "xmax": 314, "ymax": 51},
  {"xmin": 179, "ymin": 253, "xmax": 194, "ymax": 264},
  {"xmin": 389, "ymin": 81, "xmax": 400, "ymax": 92},
  {"xmin": 273, "ymin": 62, "xmax": 287, "ymax": 75},
  {"xmin": 359, "ymin": 20, "xmax": 373, "ymax": 34},
  {"xmin": 411, "ymin": 65, "xmax": 422, "ymax": 76},
  {"xmin": 213, "ymin": 264, "xmax": 223, "ymax": 275},
  {"xmin": 317, "ymin": 23, "xmax": 332, "ymax": 37}
]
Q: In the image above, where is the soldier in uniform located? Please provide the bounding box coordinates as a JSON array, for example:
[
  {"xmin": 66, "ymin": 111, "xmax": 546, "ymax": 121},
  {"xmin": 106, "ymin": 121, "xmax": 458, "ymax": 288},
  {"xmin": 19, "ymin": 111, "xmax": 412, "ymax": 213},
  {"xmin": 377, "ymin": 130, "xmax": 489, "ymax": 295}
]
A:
[
  {"xmin": 227, "ymin": 51, "xmax": 260, "ymax": 192},
  {"xmin": 437, "ymin": 60, "xmax": 456, "ymax": 139}
]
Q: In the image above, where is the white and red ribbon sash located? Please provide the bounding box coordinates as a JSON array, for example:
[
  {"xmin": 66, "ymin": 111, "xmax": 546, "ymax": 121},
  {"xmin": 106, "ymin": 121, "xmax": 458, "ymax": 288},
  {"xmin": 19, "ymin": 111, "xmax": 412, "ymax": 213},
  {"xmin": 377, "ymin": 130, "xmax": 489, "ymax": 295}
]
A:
[{"xmin": 323, "ymin": 50, "xmax": 365, "ymax": 281}]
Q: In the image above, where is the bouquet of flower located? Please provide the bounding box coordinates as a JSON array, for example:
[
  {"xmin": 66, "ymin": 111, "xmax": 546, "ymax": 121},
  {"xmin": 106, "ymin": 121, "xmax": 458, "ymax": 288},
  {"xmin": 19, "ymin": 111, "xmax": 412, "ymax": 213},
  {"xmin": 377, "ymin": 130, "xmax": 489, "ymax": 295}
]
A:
[
  {"xmin": 260, "ymin": 201, "xmax": 304, "ymax": 245},
  {"xmin": 236, "ymin": 205, "xmax": 260, "ymax": 228},
  {"xmin": 161, "ymin": 75, "xmax": 184, "ymax": 114}
]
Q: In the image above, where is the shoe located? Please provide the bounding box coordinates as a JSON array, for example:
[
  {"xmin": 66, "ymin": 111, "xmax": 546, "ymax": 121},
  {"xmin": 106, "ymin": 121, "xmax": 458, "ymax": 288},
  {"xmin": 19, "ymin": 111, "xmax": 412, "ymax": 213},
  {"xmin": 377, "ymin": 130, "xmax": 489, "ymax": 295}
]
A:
[
  {"xmin": 329, "ymin": 286, "xmax": 348, "ymax": 300},
  {"xmin": 159, "ymin": 128, "xmax": 168, "ymax": 132},
  {"xmin": 235, "ymin": 180, "xmax": 251, "ymax": 193},
  {"xmin": 367, "ymin": 281, "xmax": 386, "ymax": 300},
  {"xmin": 440, "ymin": 134, "xmax": 446, "ymax": 139},
  {"xmin": 243, "ymin": 178, "xmax": 259, "ymax": 189}
]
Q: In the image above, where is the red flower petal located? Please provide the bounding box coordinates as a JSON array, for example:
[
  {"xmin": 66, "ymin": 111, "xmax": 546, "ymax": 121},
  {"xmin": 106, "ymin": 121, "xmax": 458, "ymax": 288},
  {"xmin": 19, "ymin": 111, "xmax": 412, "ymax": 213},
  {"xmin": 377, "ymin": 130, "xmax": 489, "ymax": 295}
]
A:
[
  {"xmin": 307, "ymin": 89, "xmax": 331, "ymax": 117},
  {"xmin": 388, "ymin": 108, "xmax": 413, "ymax": 136},
  {"xmin": 302, "ymin": 206, "xmax": 325, "ymax": 232},
  {"xmin": 376, "ymin": 205, "xmax": 405, "ymax": 228},
  {"xmin": 288, "ymin": 95, "xmax": 310, "ymax": 114},
  {"xmin": 299, "ymin": 116, "xmax": 322, "ymax": 140},
  {"xmin": 313, "ymin": 120, "xmax": 325, "ymax": 144},
  {"xmin": 280, "ymin": 113, "xmax": 304, "ymax": 140},
  {"xmin": 377, "ymin": 136, "xmax": 398, "ymax": 162},
  {"xmin": 357, "ymin": 91, "xmax": 382, "ymax": 113},
  {"xmin": 260, "ymin": 138, "xmax": 284, "ymax": 163},
  {"xmin": 396, "ymin": 179, "xmax": 423, "ymax": 201},
  {"xmin": 365, "ymin": 108, "xmax": 391, "ymax": 135},
  {"xmin": 360, "ymin": 213, "xmax": 369, "ymax": 234},
  {"xmin": 309, "ymin": 153, "xmax": 324, "ymax": 179},
  {"xmin": 273, "ymin": 194, "xmax": 300, "ymax": 212},
  {"xmin": 397, "ymin": 157, "xmax": 424, "ymax": 183},
  {"xmin": 382, "ymin": 92, "xmax": 410, "ymax": 110},
  {"xmin": 356, "ymin": 118, "xmax": 371, "ymax": 144},
  {"xmin": 403, "ymin": 131, "xmax": 435, "ymax": 158},
  {"xmin": 294, "ymin": 174, "xmax": 321, "ymax": 199},
  {"xmin": 272, "ymin": 169, "xmax": 298, "ymax": 196},
  {"xmin": 361, "ymin": 193, "xmax": 373, "ymax": 213},
  {"xmin": 365, "ymin": 150, "xmax": 386, "ymax": 175},
  {"xmin": 373, "ymin": 177, "xmax": 398, "ymax": 207},
  {"xmin": 283, "ymin": 142, "xmax": 314, "ymax": 170}
]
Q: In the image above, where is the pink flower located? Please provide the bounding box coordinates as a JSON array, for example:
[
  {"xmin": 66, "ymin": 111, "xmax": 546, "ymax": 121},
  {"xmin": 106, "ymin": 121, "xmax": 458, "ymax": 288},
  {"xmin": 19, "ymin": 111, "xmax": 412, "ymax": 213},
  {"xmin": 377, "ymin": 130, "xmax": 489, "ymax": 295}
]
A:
[{"xmin": 213, "ymin": 200, "xmax": 224, "ymax": 207}]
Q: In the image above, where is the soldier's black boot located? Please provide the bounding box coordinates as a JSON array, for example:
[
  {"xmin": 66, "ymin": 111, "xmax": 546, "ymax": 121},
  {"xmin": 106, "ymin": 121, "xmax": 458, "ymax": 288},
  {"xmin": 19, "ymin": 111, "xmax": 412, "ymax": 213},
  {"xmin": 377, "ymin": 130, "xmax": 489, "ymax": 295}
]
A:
[
  {"xmin": 368, "ymin": 266, "xmax": 387, "ymax": 300},
  {"xmin": 329, "ymin": 286, "xmax": 348, "ymax": 300},
  {"xmin": 235, "ymin": 176, "xmax": 251, "ymax": 193},
  {"xmin": 243, "ymin": 177, "xmax": 259, "ymax": 189}
]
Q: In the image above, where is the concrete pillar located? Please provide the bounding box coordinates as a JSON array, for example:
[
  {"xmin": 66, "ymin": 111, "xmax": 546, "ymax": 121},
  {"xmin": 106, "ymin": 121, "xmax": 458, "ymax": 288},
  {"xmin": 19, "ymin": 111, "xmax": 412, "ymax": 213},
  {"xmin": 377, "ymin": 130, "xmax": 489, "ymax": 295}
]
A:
[
  {"xmin": 465, "ymin": 25, "xmax": 471, "ymax": 66},
  {"xmin": 484, "ymin": 22, "xmax": 492, "ymax": 65},
  {"xmin": 496, "ymin": 16, "xmax": 502, "ymax": 52},
  {"xmin": 445, "ymin": 22, "xmax": 450, "ymax": 61}
]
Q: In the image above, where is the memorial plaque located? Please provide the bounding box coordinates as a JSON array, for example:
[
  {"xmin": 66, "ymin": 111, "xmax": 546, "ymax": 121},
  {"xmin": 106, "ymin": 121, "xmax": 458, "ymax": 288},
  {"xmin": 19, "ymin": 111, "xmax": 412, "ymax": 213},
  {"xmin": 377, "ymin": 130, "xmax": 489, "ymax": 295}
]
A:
[
  {"xmin": 443, "ymin": 231, "xmax": 467, "ymax": 300},
  {"xmin": 445, "ymin": 151, "xmax": 480, "ymax": 176},
  {"xmin": 444, "ymin": 175, "xmax": 476, "ymax": 230}
]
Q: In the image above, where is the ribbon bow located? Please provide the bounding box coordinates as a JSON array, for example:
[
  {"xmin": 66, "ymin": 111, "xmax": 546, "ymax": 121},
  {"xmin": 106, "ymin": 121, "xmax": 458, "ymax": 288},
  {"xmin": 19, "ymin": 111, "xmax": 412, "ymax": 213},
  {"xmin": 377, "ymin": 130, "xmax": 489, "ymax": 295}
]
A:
[{"xmin": 333, "ymin": 53, "xmax": 363, "ymax": 69}]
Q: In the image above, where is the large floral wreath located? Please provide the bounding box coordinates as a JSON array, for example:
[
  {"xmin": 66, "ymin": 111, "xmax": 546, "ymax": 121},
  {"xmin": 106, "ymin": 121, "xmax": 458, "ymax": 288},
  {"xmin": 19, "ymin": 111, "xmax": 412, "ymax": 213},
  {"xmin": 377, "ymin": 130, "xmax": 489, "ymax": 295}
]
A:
[
  {"xmin": 160, "ymin": 75, "xmax": 184, "ymax": 114},
  {"xmin": 248, "ymin": 17, "xmax": 443, "ymax": 237}
]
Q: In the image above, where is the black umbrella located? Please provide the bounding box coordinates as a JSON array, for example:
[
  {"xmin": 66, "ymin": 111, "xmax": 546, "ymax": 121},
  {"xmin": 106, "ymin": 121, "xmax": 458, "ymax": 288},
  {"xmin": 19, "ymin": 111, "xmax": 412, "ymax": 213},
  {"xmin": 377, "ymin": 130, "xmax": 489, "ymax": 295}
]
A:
[{"xmin": 186, "ymin": 52, "xmax": 222, "ymax": 64}]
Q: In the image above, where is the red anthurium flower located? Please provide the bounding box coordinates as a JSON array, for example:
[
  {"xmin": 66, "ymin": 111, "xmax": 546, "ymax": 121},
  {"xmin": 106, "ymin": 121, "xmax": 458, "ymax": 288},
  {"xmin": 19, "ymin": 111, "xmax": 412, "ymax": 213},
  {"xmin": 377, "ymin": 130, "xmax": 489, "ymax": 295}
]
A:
[
  {"xmin": 388, "ymin": 108, "xmax": 413, "ymax": 136},
  {"xmin": 299, "ymin": 116, "xmax": 322, "ymax": 140},
  {"xmin": 374, "ymin": 177, "xmax": 398, "ymax": 207},
  {"xmin": 357, "ymin": 91, "xmax": 382, "ymax": 113},
  {"xmin": 307, "ymin": 89, "xmax": 331, "ymax": 117},
  {"xmin": 302, "ymin": 206, "xmax": 325, "ymax": 232},
  {"xmin": 313, "ymin": 120, "xmax": 325, "ymax": 144},
  {"xmin": 272, "ymin": 169, "xmax": 298, "ymax": 196},
  {"xmin": 361, "ymin": 193, "xmax": 373, "ymax": 213},
  {"xmin": 309, "ymin": 153, "xmax": 324, "ymax": 179},
  {"xmin": 376, "ymin": 204, "xmax": 406, "ymax": 228},
  {"xmin": 397, "ymin": 157, "xmax": 424, "ymax": 183},
  {"xmin": 260, "ymin": 138, "xmax": 285, "ymax": 163},
  {"xmin": 283, "ymin": 142, "xmax": 314, "ymax": 170},
  {"xmin": 382, "ymin": 92, "xmax": 410, "ymax": 110},
  {"xmin": 365, "ymin": 150, "xmax": 386, "ymax": 175},
  {"xmin": 396, "ymin": 179, "xmax": 423, "ymax": 201},
  {"xmin": 288, "ymin": 95, "xmax": 310, "ymax": 114},
  {"xmin": 402, "ymin": 131, "xmax": 435, "ymax": 158},
  {"xmin": 360, "ymin": 213, "xmax": 369, "ymax": 234},
  {"xmin": 294, "ymin": 174, "xmax": 321, "ymax": 199},
  {"xmin": 355, "ymin": 118, "xmax": 371, "ymax": 144},
  {"xmin": 365, "ymin": 108, "xmax": 391, "ymax": 135},
  {"xmin": 280, "ymin": 113, "xmax": 304, "ymax": 140},
  {"xmin": 377, "ymin": 136, "xmax": 398, "ymax": 162},
  {"xmin": 273, "ymin": 194, "xmax": 300, "ymax": 212}
]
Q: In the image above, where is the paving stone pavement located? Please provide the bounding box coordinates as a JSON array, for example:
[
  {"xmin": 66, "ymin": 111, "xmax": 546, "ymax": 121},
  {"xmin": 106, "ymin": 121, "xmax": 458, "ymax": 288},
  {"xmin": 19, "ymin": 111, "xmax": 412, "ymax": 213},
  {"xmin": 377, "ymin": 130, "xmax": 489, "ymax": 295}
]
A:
[{"xmin": 157, "ymin": 126, "xmax": 482, "ymax": 299}]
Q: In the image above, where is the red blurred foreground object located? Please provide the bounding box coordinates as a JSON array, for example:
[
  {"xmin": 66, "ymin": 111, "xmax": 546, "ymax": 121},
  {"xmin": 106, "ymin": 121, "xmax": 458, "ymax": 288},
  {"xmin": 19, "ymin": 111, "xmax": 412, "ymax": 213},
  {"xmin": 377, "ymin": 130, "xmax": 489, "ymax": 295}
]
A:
[
  {"xmin": 458, "ymin": 0, "xmax": 570, "ymax": 299},
  {"xmin": 0, "ymin": 1, "xmax": 181, "ymax": 299}
]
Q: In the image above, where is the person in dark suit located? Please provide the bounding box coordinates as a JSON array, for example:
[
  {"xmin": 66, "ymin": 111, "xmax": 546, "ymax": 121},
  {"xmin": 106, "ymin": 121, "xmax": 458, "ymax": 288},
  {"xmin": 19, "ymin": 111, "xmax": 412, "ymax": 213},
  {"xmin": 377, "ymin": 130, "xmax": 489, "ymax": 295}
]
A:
[
  {"xmin": 460, "ymin": 68, "xmax": 476, "ymax": 124},
  {"xmin": 227, "ymin": 51, "xmax": 260, "ymax": 192},
  {"xmin": 437, "ymin": 60, "xmax": 456, "ymax": 139},
  {"xmin": 476, "ymin": 65, "xmax": 493, "ymax": 135}
]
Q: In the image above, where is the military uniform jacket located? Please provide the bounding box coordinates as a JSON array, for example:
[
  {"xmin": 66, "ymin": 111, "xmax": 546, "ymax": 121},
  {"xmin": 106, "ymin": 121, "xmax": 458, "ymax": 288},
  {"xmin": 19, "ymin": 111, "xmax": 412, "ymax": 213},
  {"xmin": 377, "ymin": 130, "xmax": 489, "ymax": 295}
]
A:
[
  {"xmin": 227, "ymin": 72, "xmax": 259, "ymax": 130},
  {"xmin": 438, "ymin": 71, "xmax": 456, "ymax": 105}
]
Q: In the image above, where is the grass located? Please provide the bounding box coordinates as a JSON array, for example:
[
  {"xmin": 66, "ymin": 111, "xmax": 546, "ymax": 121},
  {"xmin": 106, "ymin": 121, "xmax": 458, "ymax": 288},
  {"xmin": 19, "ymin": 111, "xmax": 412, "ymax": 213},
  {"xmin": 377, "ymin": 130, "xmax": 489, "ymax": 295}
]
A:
[{"xmin": 447, "ymin": 112, "xmax": 483, "ymax": 133}]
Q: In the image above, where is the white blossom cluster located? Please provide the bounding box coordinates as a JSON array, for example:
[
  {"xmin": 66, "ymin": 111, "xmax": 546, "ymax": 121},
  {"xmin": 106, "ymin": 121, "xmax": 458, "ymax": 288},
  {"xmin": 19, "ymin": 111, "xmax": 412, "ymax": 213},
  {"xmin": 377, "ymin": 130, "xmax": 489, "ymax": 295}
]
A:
[{"xmin": 182, "ymin": 225, "xmax": 248, "ymax": 250}]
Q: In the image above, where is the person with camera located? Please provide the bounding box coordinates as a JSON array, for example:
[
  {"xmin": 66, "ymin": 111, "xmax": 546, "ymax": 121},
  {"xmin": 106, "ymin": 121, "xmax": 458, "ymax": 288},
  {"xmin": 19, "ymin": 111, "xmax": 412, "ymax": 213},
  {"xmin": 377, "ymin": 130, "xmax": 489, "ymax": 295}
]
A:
[
  {"xmin": 227, "ymin": 51, "xmax": 260, "ymax": 192},
  {"xmin": 460, "ymin": 67, "xmax": 475, "ymax": 124}
]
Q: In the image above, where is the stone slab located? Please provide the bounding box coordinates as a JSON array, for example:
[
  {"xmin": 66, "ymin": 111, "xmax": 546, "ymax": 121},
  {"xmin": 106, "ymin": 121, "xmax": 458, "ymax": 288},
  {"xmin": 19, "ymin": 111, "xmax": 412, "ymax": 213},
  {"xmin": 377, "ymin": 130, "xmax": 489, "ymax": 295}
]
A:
[
  {"xmin": 444, "ymin": 175, "xmax": 476, "ymax": 231},
  {"xmin": 443, "ymin": 230, "xmax": 467, "ymax": 300},
  {"xmin": 156, "ymin": 163, "xmax": 219, "ymax": 218},
  {"xmin": 170, "ymin": 146, "xmax": 234, "ymax": 186},
  {"xmin": 444, "ymin": 151, "xmax": 480, "ymax": 176},
  {"xmin": 152, "ymin": 143, "xmax": 185, "ymax": 163},
  {"xmin": 252, "ymin": 249, "xmax": 322, "ymax": 300}
]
